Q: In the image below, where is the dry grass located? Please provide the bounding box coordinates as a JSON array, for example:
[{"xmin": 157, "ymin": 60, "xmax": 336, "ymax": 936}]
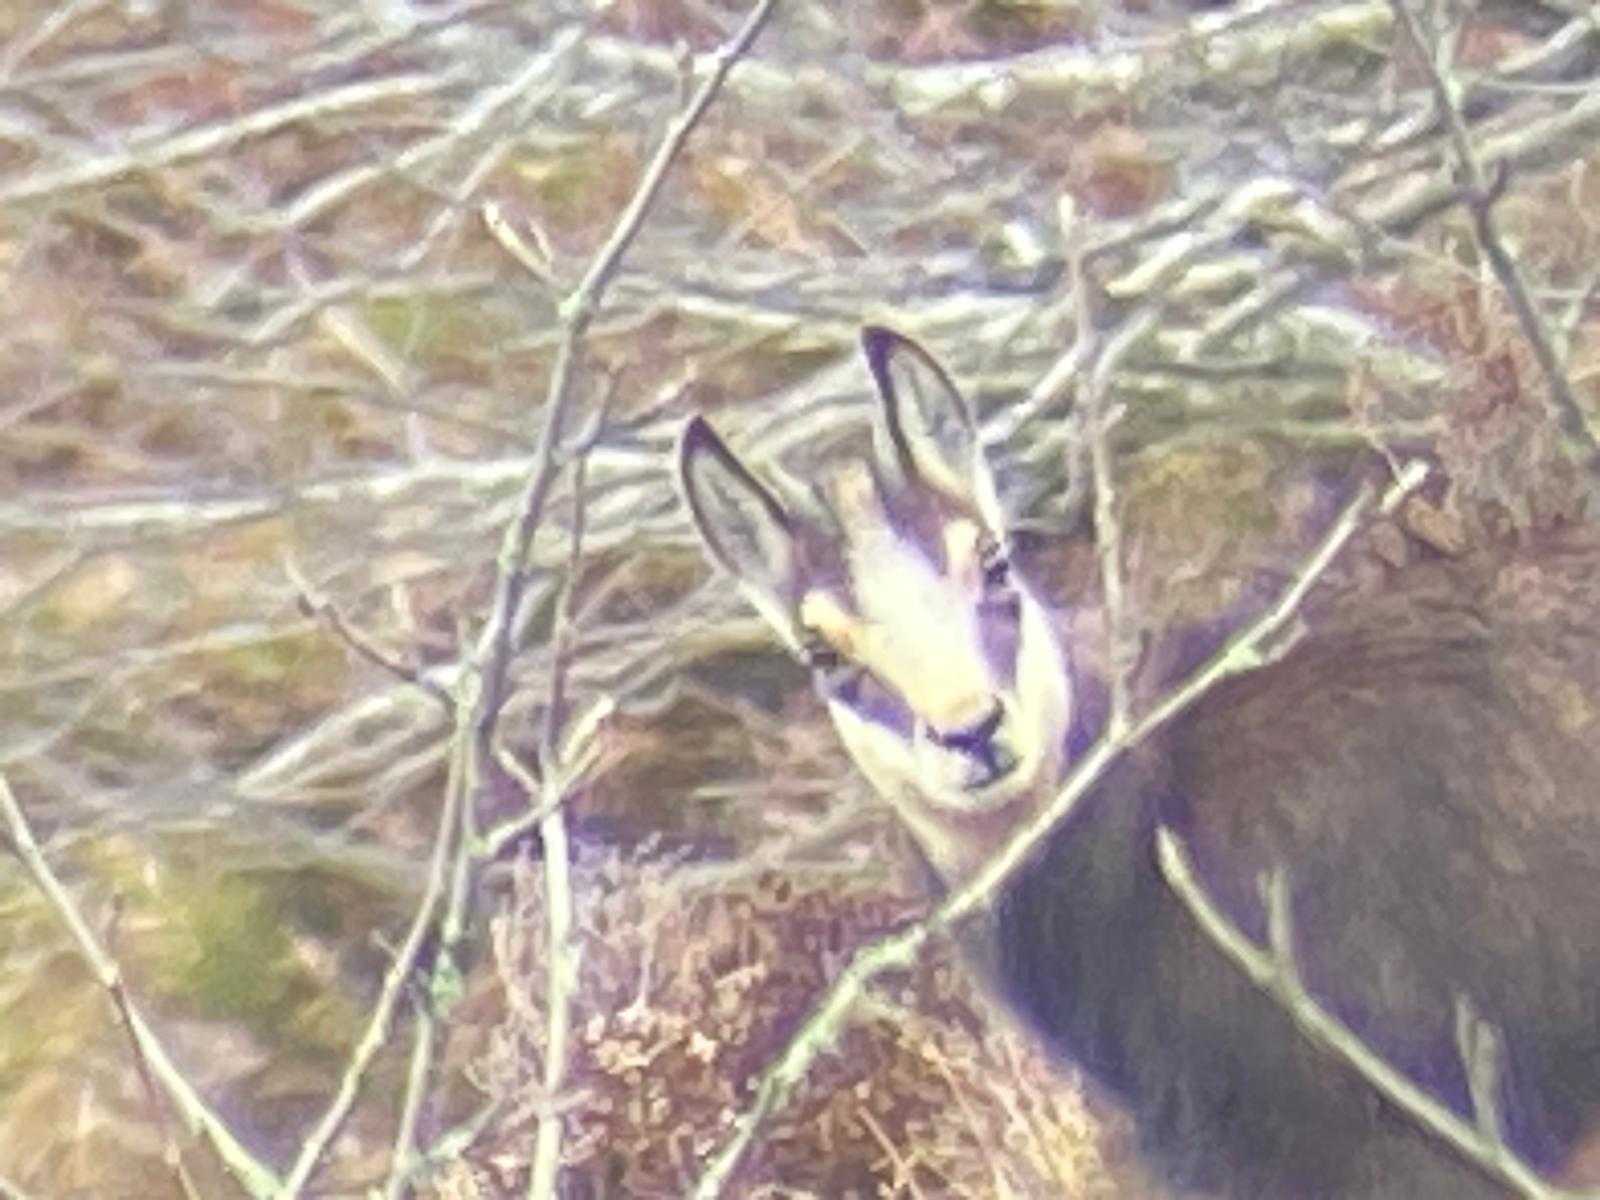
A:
[
  {"xmin": 0, "ymin": 0, "xmax": 1592, "ymax": 1194},
  {"xmin": 458, "ymin": 843, "xmax": 1126, "ymax": 1198}
]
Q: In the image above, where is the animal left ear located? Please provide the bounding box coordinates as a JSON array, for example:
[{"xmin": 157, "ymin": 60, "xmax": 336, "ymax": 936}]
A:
[
  {"xmin": 676, "ymin": 414, "xmax": 808, "ymax": 654},
  {"xmin": 862, "ymin": 326, "xmax": 1005, "ymax": 530}
]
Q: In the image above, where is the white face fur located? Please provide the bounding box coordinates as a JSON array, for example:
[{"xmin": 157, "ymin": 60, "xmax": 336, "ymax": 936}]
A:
[{"xmin": 678, "ymin": 328, "xmax": 1073, "ymax": 881}]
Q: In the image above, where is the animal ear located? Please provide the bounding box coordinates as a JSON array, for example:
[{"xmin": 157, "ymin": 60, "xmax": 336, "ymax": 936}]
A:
[
  {"xmin": 862, "ymin": 326, "xmax": 1004, "ymax": 529},
  {"xmin": 677, "ymin": 415, "xmax": 805, "ymax": 649}
]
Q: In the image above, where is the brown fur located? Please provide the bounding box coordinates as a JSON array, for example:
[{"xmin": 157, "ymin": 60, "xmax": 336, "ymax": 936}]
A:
[
  {"xmin": 997, "ymin": 531, "xmax": 1600, "ymax": 1197},
  {"xmin": 680, "ymin": 328, "xmax": 1600, "ymax": 1198}
]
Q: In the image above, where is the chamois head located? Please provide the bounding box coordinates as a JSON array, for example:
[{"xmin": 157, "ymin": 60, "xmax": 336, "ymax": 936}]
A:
[{"xmin": 677, "ymin": 328, "xmax": 1072, "ymax": 880}]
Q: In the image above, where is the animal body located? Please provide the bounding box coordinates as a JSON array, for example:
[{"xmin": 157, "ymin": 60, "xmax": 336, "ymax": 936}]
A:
[{"xmin": 677, "ymin": 326, "xmax": 1600, "ymax": 1198}]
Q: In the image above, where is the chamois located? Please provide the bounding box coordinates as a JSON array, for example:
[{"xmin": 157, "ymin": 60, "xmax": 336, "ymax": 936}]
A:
[{"xmin": 678, "ymin": 327, "xmax": 1600, "ymax": 1198}]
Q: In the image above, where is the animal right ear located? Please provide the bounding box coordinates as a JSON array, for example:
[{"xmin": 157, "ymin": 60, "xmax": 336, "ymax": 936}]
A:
[
  {"xmin": 677, "ymin": 416, "xmax": 804, "ymax": 649},
  {"xmin": 862, "ymin": 326, "xmax": 1004, "ymax": 530}
]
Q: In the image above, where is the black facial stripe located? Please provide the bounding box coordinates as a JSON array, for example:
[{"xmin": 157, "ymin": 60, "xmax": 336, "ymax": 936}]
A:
[{"xmin": 820, "ymin": 664, "xmax": 914, "ymax": 738}]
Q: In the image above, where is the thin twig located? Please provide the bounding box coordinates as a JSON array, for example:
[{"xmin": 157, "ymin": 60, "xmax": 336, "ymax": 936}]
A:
[
  {"xmin": 286, "ymin": 556, "xmax": 451, "ymax": 707},
  {"xmin": 392, "ymin": 1097, "xmax": 505, "ymax": 1192},
  {"xmin": 690, "ymin": 460, "xmax": 1429, "ymax": 1198},
  {"xmin": 483, "ymin": 200, "xmax": 558, "ymax": 289},
  {"xmin": 1190, "ymin": 86, "xmax": 1600, "ymax": 359},
  {"xmin": 1556, "ymin": 263, "xmax": 1600, "ymax": 361},
  {"xmin": 1455, "ymin": 997, "xmax": 1504, "ymax": 1143},
  {"xmin": 856, "ymin": 1106, "xmax": 931, "ymax": 1200},
  {"xmin": 250, "ymin": 30, "xmax": 580, "ymax": 238},
  {"xmin": 526, "ymin": 414, "xmax": 603, "ymax": 1200},
  {"xmin": 278, "ymin": 692, "xmax": 475, "ymax": 1197},
  {"xmin": 0, "ymin": 0, "xmax": 100, "ymax": 80},
  {"xmin": 472, "ymin": 0, "xmax": 780, "ymax": 725},
  {"xmin": 105, "ymin": 897, "xmax": 202, "ymax": 1200},
  {"xmin": 381, "ymin": 966, "xmax": 439, "ymax": 1200},
  {"xmin": 1075, "ymin": 219, "xmax": 1161, "ymax": 733},
  {"xmin": 286, "ymin": 7, "xmax": 776, "ymax": 1187},
  {"xmin": 0, "ymin": 72, "xmax": 454, "ymax": 204},
  {"xmin": 1156, "ymin": 830, "xmax": 1589, "ymax": 1200},
  {"xmin": 409, "ymin": 6, "xmax": 774, "ymax": 1195},
  {"xmin": 0, "ymin": 774, "xmax": 282, "ymax": 1197},
  {"xmin": 1388, "ymin": 0, "xmax": 1600, "ymax": 483}
]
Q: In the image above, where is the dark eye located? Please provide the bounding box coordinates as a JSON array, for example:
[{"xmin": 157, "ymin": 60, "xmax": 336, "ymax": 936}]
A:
[
  {"xmin": 803, "ymin": 637, "xmax": 845, "ymax": 674},
  {"xmin": 980, "ymin": 540, "xmax": 1012, "ymax": 590}
]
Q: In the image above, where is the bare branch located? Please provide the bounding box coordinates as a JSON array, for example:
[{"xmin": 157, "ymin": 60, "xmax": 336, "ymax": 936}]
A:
[
  {"xmin": 447, "ymin": 6, "xmax": 780, "ymax": 1196},
  {"xmin": 471, "ymin": 0, "xmax": 781, "ymax": 727},
  {"xmin": 0, "ymin": 775, "xmax": 282, "ymax": 1197},
  {"xmin": 287, "ymin": 555, "xmax": 452, "ymax": 707},
  {"xmin": 1156, "ymin": 829, "xmax": 1588, "ymax": 1200},
  {"xmin": 1388, "ymin": 0, "xmax": 1600, "ymax": 485},
  {"xmin": 105, "ymin": 897, "xmax": 203, "ymax": 1200},
  {"xmin": 483, "ymin": 200, "xmax": 559, "ymax": 290},
  {"xmin": 691, "ymin": 459, "xmax": 1430, "ymax": 1197},
  {"xmin": 1071, "ymin": 220, "xmax": 1161, "ymax": 732},
  {"xmin": 526, "ymin": 408, "xmax": 605, "ymax": 1200},
  {"xmin": 0, "ymin": 72, "xmax": 455, "ymax": 205},
  {"xmin": 277, "ymin": 686, "xmax": 475, "ymax": 1197},
  {"xmin": 1455, "ymin": 997, "xmax": 1505, "ymax": 1144}
]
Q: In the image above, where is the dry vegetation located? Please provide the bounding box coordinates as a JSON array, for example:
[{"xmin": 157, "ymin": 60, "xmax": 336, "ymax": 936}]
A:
[
  {"xmin": 0, "ymin": 0, "xmax": 1595, "ymax": 1196},
  {"xmin": 452, "ymin": 848, "xmax": 1124, "ymax": 1198}
]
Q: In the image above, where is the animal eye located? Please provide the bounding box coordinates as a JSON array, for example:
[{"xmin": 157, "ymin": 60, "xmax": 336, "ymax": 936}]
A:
[
  {"xmin": 980, "ymin": 540, "xmax": 1012, "ymax": 590},
  {"xmin": 803, "ymin": 636, "xmax": 846, "ymax": 674},
  {"xmin": 804, "ymin": 637, "xmax": 873, "ymax": 706}
]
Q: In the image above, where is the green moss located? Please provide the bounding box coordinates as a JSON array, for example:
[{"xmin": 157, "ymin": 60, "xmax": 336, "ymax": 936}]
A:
[
  {"xmin": 213, "ymin": 633, "xmax": 310, "ymax": 687},
  {"xmin": 157, "ymin": 874, "xmax": 295, "ymax": 1023},
  {"xmin": 361, "ymin": 294, "xmax": 514, "ymax": 366},
  {"xmin": 507, "ymin": 136, "xmax": 639, "ymax": 233}
]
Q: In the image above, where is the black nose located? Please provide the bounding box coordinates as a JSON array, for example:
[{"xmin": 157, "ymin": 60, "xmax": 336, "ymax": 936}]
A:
[{"xmin": 928, "ymin": 703, "xmax": 1004, "ymax": 759}]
